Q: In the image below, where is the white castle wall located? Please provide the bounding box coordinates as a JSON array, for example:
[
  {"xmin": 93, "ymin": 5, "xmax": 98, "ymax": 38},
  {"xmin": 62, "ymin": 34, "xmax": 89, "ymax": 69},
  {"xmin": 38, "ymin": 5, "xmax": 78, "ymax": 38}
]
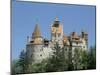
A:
[
  {"xmin": 31, "ymin": 45, "xmax": 43, "ymax": 63},
  {"xmin": 26, "ymin": 22, "xmax": 87, "ymax": 64},
  {"xmin": 26, "ymin": 36, "xmax": 87, "ymax": 64},
  {"xmin": 42, "ymin": 46, "xmax": 53, "ymax": 59},
  {"xmin": 26, "ymin": 43, "xmax": 53, "ymax": 64},
  {"xmin": 26, "ymin": 44, "xmax": 34, "ymax": 64},
  {"xmin": 71, "ymin": 38, "xmax": 87, "ymax": 51}
]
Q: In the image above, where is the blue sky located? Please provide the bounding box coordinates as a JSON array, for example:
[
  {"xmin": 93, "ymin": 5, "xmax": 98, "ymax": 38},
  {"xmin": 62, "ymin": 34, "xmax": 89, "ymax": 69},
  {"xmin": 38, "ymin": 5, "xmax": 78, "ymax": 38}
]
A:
[{"xmin": 12, "ymin": 1, "xmax": 96, "ymax": 60}]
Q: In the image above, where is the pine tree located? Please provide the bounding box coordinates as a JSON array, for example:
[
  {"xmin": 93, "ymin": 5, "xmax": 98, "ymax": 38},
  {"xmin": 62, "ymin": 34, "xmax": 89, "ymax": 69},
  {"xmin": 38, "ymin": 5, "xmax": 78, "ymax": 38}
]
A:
[
  {"xmin": 11, "ymin": 59, "xmax": 20, "ymax": 75},
  {"xmin": 11, "ymin": 61, "xmax": 16, "ymax": 75},
  {"xmin": 88, "ymin": 45, "xmax": 96, "ymax": 69},
  {"xmin": 17, "ymin": 50, "xmax": 27, "ymax": 73},
  {"xmin": 67, "ymin": 40, "xmax": 73, "ymax": 71},
  {"xmin": 81, "ymin": 50, "xmax": 88, "ymax": 70},
  {"xmin": 45, "ymin": 43, "xmax": 66, "ymax": 72},
  {"xmin": 62, "ymin": 43, "xmax": 69, "ymax": 70},
  {"xmin": 72, "ymin": 48, "xmax": 82, "ymax": 70}
]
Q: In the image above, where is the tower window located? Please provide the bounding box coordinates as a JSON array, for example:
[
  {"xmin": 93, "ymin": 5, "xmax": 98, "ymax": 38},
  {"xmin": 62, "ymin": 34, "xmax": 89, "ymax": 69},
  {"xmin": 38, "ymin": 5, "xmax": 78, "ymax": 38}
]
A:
[
  {"xmin": 40, "ymin": 54, "xmax": 42, "ymax": 57},
  {"xmin": 30, "ymin": 40, "xmax": 34, "ymax": 43},
  {"xmin": 58, "ymin": 33, "xmax": 61, "ymax": 37}
]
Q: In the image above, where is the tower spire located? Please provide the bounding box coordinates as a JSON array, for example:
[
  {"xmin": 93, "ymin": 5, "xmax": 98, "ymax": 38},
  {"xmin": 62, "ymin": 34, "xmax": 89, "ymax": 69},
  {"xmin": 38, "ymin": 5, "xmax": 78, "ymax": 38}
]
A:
[{"xmin": 32, "ymin": 24, "xmax": 41, "ymax": 38}]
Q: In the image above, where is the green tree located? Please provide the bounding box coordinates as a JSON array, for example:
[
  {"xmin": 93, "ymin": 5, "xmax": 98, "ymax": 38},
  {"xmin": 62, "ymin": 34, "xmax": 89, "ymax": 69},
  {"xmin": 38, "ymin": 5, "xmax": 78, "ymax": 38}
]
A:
[
  {"xmin": 67, "ymin": 47, "xmax": 73, "ymax": 70},
  {"xmin": 17, "ymin": 50, "xmax": 27, "ymax": 73},
  {"xmin": 72, "ymin": 48, "xmax": 82, "ymax": 70},
  {"xmin": 63, "ymin": 43, "xmax": 73, "ymax": 71},
  {"xmin": 45, "ymin": 43, "xmax": 67, "ymax": 72},
  {"xmin": 11, "ymin": 59, "xmax": 20, "ymax": 75},
  {"xmin": 11, "ymin": 61, "xmax": 16, "ymax": 75},
  {"xmin": 88, "ymin": 45, "xmax": 96, "ymax": 69},
  {"xmin": 31, "ymin": 60, "xmax": 47, "ymax": 73},
  {"xmin": 81, "ymin": 50, "xmax": 88, "ymax": 70}
]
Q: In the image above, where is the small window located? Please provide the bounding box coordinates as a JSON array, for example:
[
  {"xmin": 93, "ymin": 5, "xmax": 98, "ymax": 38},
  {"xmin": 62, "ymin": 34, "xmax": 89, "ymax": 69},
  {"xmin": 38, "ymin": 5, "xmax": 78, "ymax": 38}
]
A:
[
  {"xmin": 30, "ymin": 40, "xmax": 34, "ymax": 43},
  {"xmin": 58, "ymin": 33, "xmax": 61, "ymax": 37},
  {"xmin": 40, "ymin": 54, "xmax": 42, "ymax": 56}
]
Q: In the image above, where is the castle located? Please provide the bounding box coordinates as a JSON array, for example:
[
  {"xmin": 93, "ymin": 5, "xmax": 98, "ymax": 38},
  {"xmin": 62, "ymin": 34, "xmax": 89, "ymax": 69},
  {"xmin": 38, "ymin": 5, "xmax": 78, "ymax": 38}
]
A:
[{"xmin": 26, "ymin": 17, "xmax": 88, "ymax": 64}]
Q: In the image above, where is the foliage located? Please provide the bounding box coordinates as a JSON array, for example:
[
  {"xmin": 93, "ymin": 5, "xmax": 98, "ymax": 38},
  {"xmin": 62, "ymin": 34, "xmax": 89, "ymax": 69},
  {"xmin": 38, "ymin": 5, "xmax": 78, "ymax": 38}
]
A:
[
  {"xmin": 81, "ymin": 50, "xmax": 88, "ymax": 69},
  {"xmin": 45, "ymin": 43, "xmax": 67, "ymax": 72},
  {"xmin": 87, "ymin": 45, "xmax": 96, "ymax": 69},
  {"xmin": 67, "ymin": 46, "xmax": 73, "ymax": 71},
  {"xmin": 72, "ymin": 48, "xmax": 82, "ymax": 70},
  {"xmin": 11, "ymin": 59, "xmax": 20, "ymax": 75},
  {"xmin": 16, "ymin": 50, "xmax": 27, "ymax": 74},
  {"xmin": 31, "ymin": 60, "xmax": 47, "ymax": 73},
  {"xmin": 12, "ymin": 44, "xmax": 96, "ymax": 74},
  {"xmin": 11, "ymin": 60, "xmax": 16, "ymax": 75}
]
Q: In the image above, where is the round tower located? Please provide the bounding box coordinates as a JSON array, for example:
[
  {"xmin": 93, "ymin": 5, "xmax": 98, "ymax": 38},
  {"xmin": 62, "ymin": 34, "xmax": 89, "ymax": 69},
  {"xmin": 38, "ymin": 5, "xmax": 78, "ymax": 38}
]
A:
[{"xmin": 26, "ymin": 24, "xmax": 43, "ymax": 64}]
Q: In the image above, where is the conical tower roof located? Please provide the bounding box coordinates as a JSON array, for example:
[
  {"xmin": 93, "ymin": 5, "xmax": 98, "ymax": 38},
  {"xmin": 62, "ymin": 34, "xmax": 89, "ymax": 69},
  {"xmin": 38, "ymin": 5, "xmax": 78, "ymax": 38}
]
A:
[{"xmin": 32, "ymin": 24, "xmax": 41, "ymax": 38}]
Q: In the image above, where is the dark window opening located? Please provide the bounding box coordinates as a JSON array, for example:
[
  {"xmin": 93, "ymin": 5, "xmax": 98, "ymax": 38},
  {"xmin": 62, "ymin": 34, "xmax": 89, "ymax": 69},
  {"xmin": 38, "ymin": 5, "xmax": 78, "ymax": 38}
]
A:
[
  {"xmin": 30, "ymin": 40, "xmax": 34, "ymax": 43},
  {"xmin": 58, "ymin": 33, "xmax": 61, "ymax": 37},
  {"xmin": 52, "ymin": 21, "xmax": 60, "ymax": 27},
  {"xmin": 76, "ymin": 42, "xmax": 78, "ymax": 44},
  {"xmin": 44, "ymin": 39, "xmax": 49, "ymax": 47}
]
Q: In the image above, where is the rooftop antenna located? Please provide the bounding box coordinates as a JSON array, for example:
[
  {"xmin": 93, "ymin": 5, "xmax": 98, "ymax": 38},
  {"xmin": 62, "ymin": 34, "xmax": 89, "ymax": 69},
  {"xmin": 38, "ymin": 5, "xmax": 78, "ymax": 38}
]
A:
[
  {"xmin": 62, "ymin": 16, "xmax": 64, "ymax": 34},
  {"xmin": 27, "ymin": 36, "xmax": 29, "ymax": 43},
  {"xmin": 81, "ymin": 28, "xmax": 87, "ymax": 32},
  {"xmin": 55, "ymin": 16, "xmax": 59, "ymax": 21},
  {"xmin": 81, "ymin": 28, "xmax": 84, "ymax": 32},
  {"xmin": 35, "ymin": 18, "xmax": 39, "ymax": 25},
  {"xmin": 32, "ymin": 18, "xmax": 39, "ymax": 32}
]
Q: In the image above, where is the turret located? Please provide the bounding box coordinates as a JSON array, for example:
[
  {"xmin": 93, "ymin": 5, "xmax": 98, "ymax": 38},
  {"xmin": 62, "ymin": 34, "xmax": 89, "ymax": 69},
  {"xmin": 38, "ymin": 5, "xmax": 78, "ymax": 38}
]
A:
[
  {"xmin": 81, "ymin": 31, "xmax": 88, "ymax": 40},
  {"xmin": 32, "ymin": 24, "xmax": 41, "ymax": 39},
  {"xmin": 81, "ymin": 31, "xmax": 88, "ymax": 49},
  {"xmin": 51, "ymin": 17, "xmax": 63, "ymax": 46},
  {"xmin": 26, "ymin": 24, "xmax": 43, "ymax": 64},
  {"xmin": 30, "ymin": 24, "xmax": 43, "ymax": 45},
  {"xmin": 71, "ymin": 32, "xmax": 79, "ymax": 40}
]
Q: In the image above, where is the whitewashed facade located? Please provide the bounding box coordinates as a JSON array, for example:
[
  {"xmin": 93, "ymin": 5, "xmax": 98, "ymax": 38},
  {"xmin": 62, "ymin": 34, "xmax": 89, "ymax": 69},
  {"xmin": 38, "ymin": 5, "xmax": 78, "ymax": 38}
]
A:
[{"xmin": 26, "ymin": 17, "xmax": 88, "ymax": 64}]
